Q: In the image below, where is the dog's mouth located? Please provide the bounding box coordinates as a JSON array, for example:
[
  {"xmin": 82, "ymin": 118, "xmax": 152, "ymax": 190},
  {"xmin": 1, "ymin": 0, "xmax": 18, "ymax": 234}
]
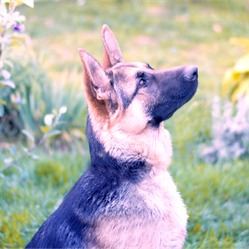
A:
[
  {"xmin": 147, "ymin": 66, "xmax": 198, "ymax": 126},
  {"xmin": 164, "ymin": 110, "xmax": 175, "ymax": 120},
  {"xmin": 182, "ymin": 79, "xmax": 198, "ymax": 103},
  {"xmin": 148, "ymin": 79, "xmax": 198, "ymax": 126},
  {"xmin": 164, "ymin": 79, "xmax": 198, "ymax": 121}
]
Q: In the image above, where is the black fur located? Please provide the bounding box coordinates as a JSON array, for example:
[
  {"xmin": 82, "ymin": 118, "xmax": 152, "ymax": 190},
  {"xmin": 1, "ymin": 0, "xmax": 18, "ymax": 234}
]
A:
[
  {"xmin": 86, "ymin": 117, "xmax": 149, "ymax": 183},
  {"xmin": 26, "ymin": 118, "xmax": 149, "ymax": 249}
]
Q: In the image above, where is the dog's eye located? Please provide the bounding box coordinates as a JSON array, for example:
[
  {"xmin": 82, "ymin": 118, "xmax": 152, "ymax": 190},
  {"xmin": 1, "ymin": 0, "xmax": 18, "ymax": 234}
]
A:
[{"xmin": 139, "ymin": 79, "xmax": 146, "ymax": 86}]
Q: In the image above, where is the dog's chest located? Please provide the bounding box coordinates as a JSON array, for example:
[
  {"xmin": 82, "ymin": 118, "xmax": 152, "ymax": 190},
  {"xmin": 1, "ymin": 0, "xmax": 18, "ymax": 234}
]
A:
[
  {"xmin": 137, "ymin": 170, "xmax": 187, "ymax": 248},
  {"xmin": 93, "ymin": 170, "xmax": 187, "ymax": 249}
]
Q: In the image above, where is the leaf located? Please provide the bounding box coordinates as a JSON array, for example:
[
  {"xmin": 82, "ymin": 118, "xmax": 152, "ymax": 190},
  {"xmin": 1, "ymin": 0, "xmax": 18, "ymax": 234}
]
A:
[
  {"xmin": 234, "ymin": 53, "xmax": 249, "ymax": 73},
  {"xmin": 40, "ymin": 126, "xmax": 50, "ymax": 134},
  {"xmin": 11, "ymin": 34, "xmax": 26, "ymax": 42},
  {"xmin": 0, "ymin": 79, "xmax": 15, "ymax": 89},
  {"xmin": 8, "ymin": 146, "xmax": 17, "ymax": 156},
  {"xmin": 8, "ymin": 39, "xmax": 24, "ymax": 48},
  {"xmin": 59, "ymin": 106, "xmax": 67, "ymax": 114},
  {"xmin": 6, "ymin": 0, "xmax": 34, "ymax": 8},
  {"xmin": 222, "ymin": 68, "xmax": 241, "ymax": 96},
  {"xmin": 16, "ymin": 0, "xmax": 34, "ymax": 8},
  {"xmin": 223, "ymin": 68, "xmax": 240, "ymax": 83},
  {"xmin": 45, "ymin": 129, "xmax": 61, "ymax": 139},
  {"xmin": 0, "ymin": 99, "xmax": 7, "ymax": 105},
  {"xmin": 22, "ymin": 129, "xmax": 34, "ymax": 142},
  {"xmin": 0, "ymin": 102, "xmax": 4, "ymax": 117},
  {"xmin": 231, "ymin": 78, "xmax": 249, "ymax": 103}
]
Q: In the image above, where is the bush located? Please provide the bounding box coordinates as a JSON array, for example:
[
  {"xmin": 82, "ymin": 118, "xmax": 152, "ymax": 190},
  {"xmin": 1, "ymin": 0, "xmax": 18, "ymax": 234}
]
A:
[
  {"xmin": 0, "ymin": 56, "xmax": 87, "ymax": 148},
  {"xmin": 199, "ymin": 96, "xmax": 249, "ymax": 163},
  {"xmin": 0, "ymin": 0, "xmax": 33, "ymax": 116}
]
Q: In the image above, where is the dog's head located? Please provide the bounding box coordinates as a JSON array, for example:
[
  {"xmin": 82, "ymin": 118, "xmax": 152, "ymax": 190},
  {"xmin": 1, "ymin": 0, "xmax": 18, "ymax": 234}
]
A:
[{"xmin": 78, "ymin": 25, "xmax": 198, "ymax": 168}]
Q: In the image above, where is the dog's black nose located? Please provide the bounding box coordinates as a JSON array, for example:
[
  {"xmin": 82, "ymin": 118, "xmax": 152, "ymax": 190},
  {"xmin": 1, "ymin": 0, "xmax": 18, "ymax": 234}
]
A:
[{"xmin": 183, "ymin": 65, "xmax": 198, "ymax": 81}]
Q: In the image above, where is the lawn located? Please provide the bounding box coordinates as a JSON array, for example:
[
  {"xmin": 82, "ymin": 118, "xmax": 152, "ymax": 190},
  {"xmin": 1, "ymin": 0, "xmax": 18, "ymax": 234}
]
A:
[{"xmin": 0, "ymin": 1, "xmax": 249, "ymax": 248}]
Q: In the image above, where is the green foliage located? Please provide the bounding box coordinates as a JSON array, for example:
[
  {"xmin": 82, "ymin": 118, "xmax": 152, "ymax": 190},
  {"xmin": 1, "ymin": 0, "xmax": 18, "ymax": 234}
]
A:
[
  {"xmin": 1, "ymin": 57, "xmax": 87, "ymax": 143},
  {"xmin": 222, "ymin": 38, "xmax": 249, "ymax": 102},
  {"xmin": 8, "ymin": 56, "xmax": 52, "ymax": 137},
  {"xmin": 38, "ymin": 69, "xmax": 87, "ymax": 138},
  {"xmin": 0, "ymin": 0, "xmax": 34, "ymax": 114},
  {"xmin": 0, "ymin": 0, "xmax": 87, "ymax": 174},
  {"xmin": 0, "ymin": 153, "xmax": 89, "ymax": 248}
]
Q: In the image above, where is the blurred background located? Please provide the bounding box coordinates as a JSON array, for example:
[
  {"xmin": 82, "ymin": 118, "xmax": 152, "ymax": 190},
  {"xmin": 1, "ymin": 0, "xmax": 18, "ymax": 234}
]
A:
[{"xmin": 0, "ymin": 0, "xmax": 249, "ymax": 248}]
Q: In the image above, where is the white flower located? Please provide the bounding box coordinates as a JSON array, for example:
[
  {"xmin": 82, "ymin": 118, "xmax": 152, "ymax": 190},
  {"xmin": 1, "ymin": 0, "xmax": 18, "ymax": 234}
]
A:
[
  {"xmin": 44, "ymin": 114, "xmax": 54, "ymax": 126},
  {"xmin": 59, "ymin": 106, "xmax": 67, "ymax": 114}
]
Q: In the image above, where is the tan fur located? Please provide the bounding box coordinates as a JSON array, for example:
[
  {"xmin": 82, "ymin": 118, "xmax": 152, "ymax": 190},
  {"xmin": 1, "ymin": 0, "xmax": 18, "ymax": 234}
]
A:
[
  {"xmin": 136, "ymin": 168, "xmax": 188, "ymax": 249},
  {"xmin": 91, "ymin": 169, "xmax": 187, "ymax": 249},
  {"xmin": 102, "ymin": 25, "xmax": 123, "ymax": 69},
  {"xmin": 78, "ymin": 25, "xmax": 190, "ymax": 249},
  {"xmin": 87, "ymin": 112, "xmax": 188, "ymax": 248}
]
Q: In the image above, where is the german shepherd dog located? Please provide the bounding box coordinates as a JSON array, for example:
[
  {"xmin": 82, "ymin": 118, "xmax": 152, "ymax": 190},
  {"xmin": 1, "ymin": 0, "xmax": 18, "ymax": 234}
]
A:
[{"xmin": 26, "ymin": 25, "xmax": 198, "ymax": 249}]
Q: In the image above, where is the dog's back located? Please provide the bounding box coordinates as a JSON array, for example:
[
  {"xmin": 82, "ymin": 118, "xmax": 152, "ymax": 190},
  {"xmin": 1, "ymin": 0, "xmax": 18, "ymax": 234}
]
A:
[{"xmin": 26, "ymin": 25, "xmax": 198, "ymax": 249}]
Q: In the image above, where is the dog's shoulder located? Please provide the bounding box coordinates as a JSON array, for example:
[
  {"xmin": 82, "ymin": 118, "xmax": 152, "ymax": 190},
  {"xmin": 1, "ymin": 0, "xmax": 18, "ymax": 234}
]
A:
[
  {"xmin": 26, "ymin": 168, "xmax": 138, "ymax": 248},
  {"xmin": 25, "ymin": 170, "xmax": 95, "ymax": 248}
]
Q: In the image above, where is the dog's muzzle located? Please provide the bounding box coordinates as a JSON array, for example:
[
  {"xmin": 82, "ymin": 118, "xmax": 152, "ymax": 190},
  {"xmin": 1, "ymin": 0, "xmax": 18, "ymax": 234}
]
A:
[{"xmin": 183, "ymin": 65, "xmax": 198, "ymax": 81}]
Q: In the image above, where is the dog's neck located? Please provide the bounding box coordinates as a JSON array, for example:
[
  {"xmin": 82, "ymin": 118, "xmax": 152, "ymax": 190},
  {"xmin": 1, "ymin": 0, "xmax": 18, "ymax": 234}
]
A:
[
  {"xmin": 87, "ymin": 115, "xmax": 173, "ymax": 181},
  {"xmin": 104, "ymin": 121, "xmax": 172, "ymax": 168}
]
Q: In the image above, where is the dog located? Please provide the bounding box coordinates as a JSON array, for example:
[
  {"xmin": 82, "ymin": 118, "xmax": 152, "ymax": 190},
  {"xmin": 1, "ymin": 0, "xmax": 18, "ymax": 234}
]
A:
[{"xmin": 26, "ymin": 25, "xmax": 198, "ymax": 249}]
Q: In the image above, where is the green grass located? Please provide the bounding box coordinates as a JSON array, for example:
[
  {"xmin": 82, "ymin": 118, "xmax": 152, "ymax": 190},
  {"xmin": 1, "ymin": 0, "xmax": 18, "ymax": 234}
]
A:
[
  {"xmin": 1, "ymin": 1, "xmax": 249, "ymax": 248},
  {"xmin": 0, "ymin": 153, "xmax": 90, "ymax": 247},
  {"xmin": 170, "ymin": 158, "xmax": 249, "ymax": 248},
  {"xmin": 1, "ymin": 154, "xmax": 248, "ymax": 248}
]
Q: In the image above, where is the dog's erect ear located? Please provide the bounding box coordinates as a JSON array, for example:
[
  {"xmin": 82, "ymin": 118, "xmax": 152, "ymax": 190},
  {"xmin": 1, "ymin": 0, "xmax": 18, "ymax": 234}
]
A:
[
  {"xmin": 102, "ymin": 25, "xmax": 123, "ymax": 69},
  {"xmin": 78, "ymin": 48, "xmax": 112, "ymax": 118}
]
